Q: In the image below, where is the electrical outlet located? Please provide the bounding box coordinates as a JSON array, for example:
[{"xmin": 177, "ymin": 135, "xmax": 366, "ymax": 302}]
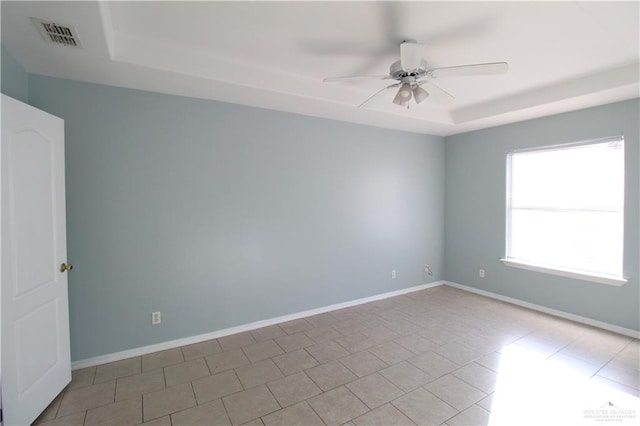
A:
[
  {"xmin": 391, "ymin": 269, "xmax": 397, "ymax": 279},
  {"xmin": 424, "ymin": 264, "xmax": 433, "ymax": 276},
  {"xmin": 479, "ymin": 269, "xmax": 485, "ymax": 278},
  {"xmin": 151, "ymin": 311, "xmax": 161, "ymax": 325}
]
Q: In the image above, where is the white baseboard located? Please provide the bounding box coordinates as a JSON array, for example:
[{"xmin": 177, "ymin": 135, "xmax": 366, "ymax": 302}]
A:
[
  {"xmin": 444, "ymin": 281, "xmax": 640, "ymax": 339},
  {"xmin": 73, "ymin": 279, "xmax": 639, "ymax": 369},
  {"xmin": 72, "ymin": 280, "xmax": 445, "ymax": 370}
]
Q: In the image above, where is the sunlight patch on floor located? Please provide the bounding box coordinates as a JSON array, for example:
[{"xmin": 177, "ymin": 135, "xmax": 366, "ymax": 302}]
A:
[{"xmin": 489, "ymin": 344, "xmax": 639, "ymax": 425}]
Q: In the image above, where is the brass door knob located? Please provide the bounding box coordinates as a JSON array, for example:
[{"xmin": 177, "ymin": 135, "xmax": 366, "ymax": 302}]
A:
[{"xmin": 60, "ymin": 263, "xmax": 73, "ymax": 273}]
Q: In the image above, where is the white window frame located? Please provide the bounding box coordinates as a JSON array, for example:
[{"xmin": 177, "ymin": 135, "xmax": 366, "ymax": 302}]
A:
[{"xmin": 501, "ymin": 136, "xmax": 627, "ymax": 286}]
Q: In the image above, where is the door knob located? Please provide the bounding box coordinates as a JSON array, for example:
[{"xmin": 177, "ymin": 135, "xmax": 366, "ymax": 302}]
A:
[{"xmin": 60, "ymin": 263, "xmax": 73, "ymax": 273}]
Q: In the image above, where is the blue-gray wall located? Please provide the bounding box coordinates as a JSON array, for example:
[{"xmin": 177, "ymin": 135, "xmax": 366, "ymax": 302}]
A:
[
  {"xmin": 27, "ymin": 75, "xmax": 445, "ymax": 361},
  {"xmin": 3, "ymin": 45, "xmax": 637, "ymax": 362},
  {"xmin": 444, "ymin": 99, "xmax": 640, "ymax": 331},
  {"xmin": 1, "ymin": 45, "xmax": 28, "ymax": 102}
]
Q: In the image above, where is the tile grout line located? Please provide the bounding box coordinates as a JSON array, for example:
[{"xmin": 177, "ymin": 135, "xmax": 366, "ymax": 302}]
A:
[
  {"xmin": 300, "ymin": 363, "xmax": 328, "ymax": 394},
  {"xmin": 203, "ymin": 354, "xmax": 214, "ymax": 376},
  {"xmin": 446, "ymin": 365, "xmax": 491, "ymax": 398},
  {"xmin": 269, "ymin": 352, "xmax": 288, "ymax": 378},
  {"xmin": 395, "ymin": 384, "xmax": 460, "ymax": 425},
  {"xmin": 162, "ymin": 365, "xmax": 167, "ymax": 389},
  {"xmin": 52, "ymin": 390, "xmax": 64, "ymax": 419},
  {"xmin": 271, "ymin": 338, "xmax": 287, "ymax": 355},
  {"xmin": 189, "ymin": 380, "xmax": 197, "ymax": 409},
  {"xmin": 340, "ymin": 385, "xmax": 373, "ymax": 423},
  {"xmin": 303, "ymin": 398, "xmax": 328, "ymax": 426}
]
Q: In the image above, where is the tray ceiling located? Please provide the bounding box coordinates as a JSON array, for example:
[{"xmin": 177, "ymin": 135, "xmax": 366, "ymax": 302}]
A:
[{"xmin": 2, "ymin": 1, "xmax": 638, "ymax": 136}]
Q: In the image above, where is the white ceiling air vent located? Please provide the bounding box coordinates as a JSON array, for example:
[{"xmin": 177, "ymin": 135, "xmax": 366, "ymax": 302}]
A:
[{"xmin": 31, "ymin": 18, "xmax": 81, "ymax": 47}]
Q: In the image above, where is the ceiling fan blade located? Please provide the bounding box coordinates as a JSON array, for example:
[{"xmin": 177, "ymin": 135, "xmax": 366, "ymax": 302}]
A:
[
  {"xmin": 429, "ymin": 62, "xmax": 509, "ymax": 78},
  {"xmin": 419, "ymin": 81, "xmax": 455, "ymax": 104},
  {"xmin": 359, "ymin": 83, "xmax": 401, "ymax": 108},
  {"xmin": 400, "ymin": 41, "xmax": 425, "ymax": 71},
  {"xmin": 323, "ymin": 75, "xmax": 392, "ymax": 83}
]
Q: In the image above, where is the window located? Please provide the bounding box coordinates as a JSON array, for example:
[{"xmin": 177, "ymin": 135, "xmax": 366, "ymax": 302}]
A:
[{"xmin": 503, "ymin": 137, "xmax": 626, "ymax": 286}]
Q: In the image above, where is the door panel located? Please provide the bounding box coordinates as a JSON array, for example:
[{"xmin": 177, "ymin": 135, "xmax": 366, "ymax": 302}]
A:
[
  {"xmin": 1, "ymin": 94, "xmax": 71, "ymax": 426},
  {"xmin": 9, "ymin": 128, "xmax": 57, "ymax": 296},
  {"xmin": 15, "ymin": 300, "xmax": 61, "ymax": 394}
]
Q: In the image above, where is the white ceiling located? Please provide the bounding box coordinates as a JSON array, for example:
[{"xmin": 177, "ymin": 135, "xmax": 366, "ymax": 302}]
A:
[{"xmin": 2, "ymin": 1, "xmax": 639, "ymax": 136}]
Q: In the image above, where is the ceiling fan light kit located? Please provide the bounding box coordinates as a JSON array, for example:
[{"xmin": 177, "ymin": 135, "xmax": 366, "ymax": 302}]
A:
[
  {"xmin": 323, "ymin": 40, "xmax": 508, "ymax": 109},
  {"xmin": 412, "ymin": 86, "xmax": 430, "ymax": 104},
  {"xmin": 392, "ymin": 83, "xmax": 413, "ymax": 107}
]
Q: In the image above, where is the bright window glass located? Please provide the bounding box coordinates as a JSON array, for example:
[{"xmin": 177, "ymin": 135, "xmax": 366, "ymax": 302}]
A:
[{"xmin": 506, "ymin": 137, "xmax": 624, "ymax": 278}]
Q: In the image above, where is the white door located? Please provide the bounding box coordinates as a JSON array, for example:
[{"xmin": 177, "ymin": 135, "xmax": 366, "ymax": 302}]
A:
[{"xmin": 1, "ymin": 94, "xmax": 71, "ymax": 425}]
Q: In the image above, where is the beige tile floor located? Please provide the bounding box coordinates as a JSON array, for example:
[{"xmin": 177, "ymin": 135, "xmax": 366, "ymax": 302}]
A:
[{"xmin": 34, "ymin": 286, "xmax": 640, "ymax": 425}]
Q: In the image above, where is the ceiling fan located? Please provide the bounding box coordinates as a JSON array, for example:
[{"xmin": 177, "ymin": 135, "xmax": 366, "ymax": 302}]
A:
[{"xmin": 323, "ymin": 40, "xmax": 508, "ymax": 108}]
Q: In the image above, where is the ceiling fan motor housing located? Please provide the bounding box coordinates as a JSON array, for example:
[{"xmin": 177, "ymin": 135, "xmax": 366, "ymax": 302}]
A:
[{"xmin": 390, "ymin": 60, "xmax": 428, "ymax": 85}]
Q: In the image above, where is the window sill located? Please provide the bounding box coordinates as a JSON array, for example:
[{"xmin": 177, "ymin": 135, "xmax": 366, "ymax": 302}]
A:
[{"xmin": 500, "ymin": 259, "xmax": 628, "ymax": 286}]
